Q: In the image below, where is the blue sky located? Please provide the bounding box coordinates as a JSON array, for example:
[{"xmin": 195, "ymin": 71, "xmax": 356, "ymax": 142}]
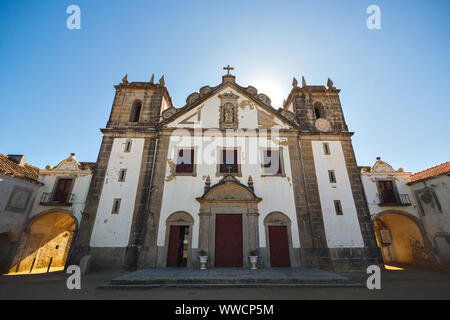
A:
[{"xmin": 0, "ymin": 0, "xmax": 449, "ymax": 173}]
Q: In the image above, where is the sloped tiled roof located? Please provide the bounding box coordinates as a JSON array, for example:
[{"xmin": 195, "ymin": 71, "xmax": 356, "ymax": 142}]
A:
[
  {"xmin": 0, "ymin": 153, "xmax": 40, "ymax": 183},
  {"xmin": 409, "ymin": 161, "xmax": 450, "ymax": 183},
  {"xmin": 79, "ymin": 162, "xmax": 96, "ymax": 169}
]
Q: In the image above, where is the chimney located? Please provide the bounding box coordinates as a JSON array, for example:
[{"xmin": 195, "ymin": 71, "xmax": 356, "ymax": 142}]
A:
[{"xmin": 8, "ymin": 154, "xmax": 26, "ymax": 166}]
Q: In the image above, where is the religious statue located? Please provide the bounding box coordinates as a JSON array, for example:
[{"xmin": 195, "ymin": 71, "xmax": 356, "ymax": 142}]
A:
[{"xmin": 224, "ymin": 104, "xmax": 234, "ymax": 122}]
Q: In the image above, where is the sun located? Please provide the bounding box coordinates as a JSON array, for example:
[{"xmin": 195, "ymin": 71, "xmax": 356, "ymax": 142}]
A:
[{"xmin": 250, "ymin": 77, "xmax": 289, "ymax": 109}]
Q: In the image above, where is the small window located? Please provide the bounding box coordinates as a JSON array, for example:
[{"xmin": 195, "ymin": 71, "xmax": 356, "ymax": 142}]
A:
[
  {"xmin": 328, "ymin": 170, "xmax": 336, "ymax": 183},
  {"xmin": 263, "ymin": 150, "xmax": 282, "ymax": 175},
  {"xmin": 124, "ymin": 140, "xmax": 132, "ymax": 152},
  {"xmin": 176, "ymin": 149, "xmax": 195, "ymax": 173},
  {"xmin": 112, "ymin": 199, "xmax": 121, "ymax": 214},
  {"xmin": 323, "ymin": 143, "xmax": 330, "ymax": 155},
  {"xmin": 118, "ymin": 169, "xmax": 127, "ymax": 182},
  {"xmin": 220, "ymin": 149, "xmax": 238, "ymax": 174},
  {"xmin": 129, "ymin": 100, "xmax": 142, "ymax": 122},
  {"xmin": 334, "ymin": 200, "xmax": 343, "ymax": 215}
]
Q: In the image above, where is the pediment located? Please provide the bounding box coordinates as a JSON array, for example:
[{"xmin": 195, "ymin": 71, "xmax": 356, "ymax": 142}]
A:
[
  {"xmin": 160, "ymin": 81, "xmax": 298, "ymax": 130},
  {"xmin": 370, "ymin": 160, "xmax": 395, "ymax": 173},
  {"xmin": 197, "ymin": 174, "xmax": 261, "ymax": 202},
  {"xmin": 43, "ymin": 154, "xmax": 91, "ymax": 174}
]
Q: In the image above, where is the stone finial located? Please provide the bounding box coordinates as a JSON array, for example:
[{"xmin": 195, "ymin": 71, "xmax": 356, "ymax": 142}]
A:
[
  {"xmin": 327, "ymin": 77, "xmax": 334, "ymax": 89},
  {"xmin": 122, "ymin": 74, "xmax": 129, "ymax": 84},
  {"xmin": 149, "ymin": 73, "xmax": 154, "ymax": 84},
  {"xmin": 204, "ymin": 175, "xmax": 211, "ymax": 193},
  {"xmin": 159, "ymin": 75, "xmax": 165, "ymax": 87},
  {"xmin": 302, "ymin": 76, "xmax": 306, "ymax": 87},
  {"xmin": 248, "ymin": 175, "xmax": 254, "ymax": 191},
  {"xmin": 292, "ymin": 77, "xmax": 298, "ymax": 88},
  {"xmin": 376, "ymin": 157, "xmax": 381, "ymax": 161}
]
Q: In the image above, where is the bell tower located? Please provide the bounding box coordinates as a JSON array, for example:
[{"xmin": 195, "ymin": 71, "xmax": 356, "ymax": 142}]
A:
[
  {"xmin": 285, "ymin": 77, "xmax": 348, "ymax": 133},
  {"xmin": 70, "ymin": 74, "xmax": 173, "ymax": 271},
  {"xmin": 107, "ymin": 74, "xmax": 173, "ymax": 129},
  {"xmin": 284, "ymin": 76, "xmax": 381, "ymax": 270}
]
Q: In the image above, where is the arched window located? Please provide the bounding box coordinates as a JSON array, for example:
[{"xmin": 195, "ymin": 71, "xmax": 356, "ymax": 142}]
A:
[
  {"xmin": 314, "ymin": 107, "xmax": 321, "ymax": 119},
  {"xmin": 129, "ymin": 100, "xmax": 142, "ymax": 122},
  {"xmin": 313, "ymin": 102, "xmax": 323, "ymax": 119}
]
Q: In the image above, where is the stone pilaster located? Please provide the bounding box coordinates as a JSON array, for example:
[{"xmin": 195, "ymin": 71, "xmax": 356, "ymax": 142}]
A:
[
  {"xmin": 137, "ymin": 134, "xmax": 170, "ymax": 269},
  {"xmin": 339, "ymin": 138, "xmax": 382, "ymax": 268},
  {"xmin": 247, "ymin": 203, "xmax": 259, "ymax": 252},
  {"xmin": 198, "ymin": 204, "xmax": 211, "ymax": 254},
  {"xmin": 125, "ymin": 136, "xmax": 158, "ymax": 270},
  {"xmin": 68, "ymin": 135, "xmax": 114, "ymax": 266}
]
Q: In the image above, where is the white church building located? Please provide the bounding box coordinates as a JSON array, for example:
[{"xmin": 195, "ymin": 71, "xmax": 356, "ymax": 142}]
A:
[{"xmin": 69, "ymin": 69, "xmax": 381, "ymax": 271}]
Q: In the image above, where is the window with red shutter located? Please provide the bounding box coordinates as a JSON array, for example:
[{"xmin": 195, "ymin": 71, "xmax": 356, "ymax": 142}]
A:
[
  {"xmin": 176, "ymin": 149, "xmax": 194, "ymax": 173},
  {"xmin": 220, "ymin": 150, "xmax": 238, "ymax": 173}
]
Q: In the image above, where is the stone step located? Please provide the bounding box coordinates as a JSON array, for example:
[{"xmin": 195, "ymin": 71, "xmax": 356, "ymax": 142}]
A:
[
  {"xmin": 100, "ymin": 282, "xmax": 363, "ymax": 289},
  {"xmin": 100, "ymin": 268, "xmax": 362, "ymax": 289}
]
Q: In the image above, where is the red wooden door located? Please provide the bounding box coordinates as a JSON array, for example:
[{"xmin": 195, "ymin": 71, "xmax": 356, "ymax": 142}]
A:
[
  {"xmin": 167, "ymin": 226, "xmax": 180, "ymax": 267},
  {"xmin": 269, "ymin": 226, "xmax": 290, "ymax": 267},
  {"xmin": 215, "ymin": 214, "xmax": 243, "ymax": 267}
]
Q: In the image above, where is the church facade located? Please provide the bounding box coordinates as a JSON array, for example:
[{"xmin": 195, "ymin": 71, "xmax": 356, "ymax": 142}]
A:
[{"xmin": 69, "ymin": 69, "xmax": 381, "ymax": 271}]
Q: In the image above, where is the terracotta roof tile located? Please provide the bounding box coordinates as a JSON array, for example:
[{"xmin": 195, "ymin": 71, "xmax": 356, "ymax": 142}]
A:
[
  {"xmin": 0, "ymin": 153, "xmax": 40, "ymax": 183},
  {"xmin": 409, "ymin": 161, "xmax": 450, "ymax": 183},
  {"xmin": 79, "ymin": 162, "xmax": 96, "ymax": 169}
]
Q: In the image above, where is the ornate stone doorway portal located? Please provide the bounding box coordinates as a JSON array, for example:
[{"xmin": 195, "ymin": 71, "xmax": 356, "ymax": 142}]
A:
[{"xmin": 197, "ymin": 175, "xmax": 261, "ymax": 268}]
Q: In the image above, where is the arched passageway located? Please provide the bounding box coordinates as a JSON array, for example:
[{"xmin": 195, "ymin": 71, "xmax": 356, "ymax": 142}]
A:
[
  {"xmin": 9, "ymin": 211, "xmax": 77, "ymax": 274},
  {"xmin": 373, "ymin": 211, "xmax": 433, "ymax": 268}
]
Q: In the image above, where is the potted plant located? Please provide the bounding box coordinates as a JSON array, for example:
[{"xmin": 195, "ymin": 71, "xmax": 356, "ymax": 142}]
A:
[
  {"xmin": 199, "ymin": 250, "xmax": 208, "ymax": 270},
  {"xmin": 249, "ymin": 249, "xmax": 258, "ymax": 270}
]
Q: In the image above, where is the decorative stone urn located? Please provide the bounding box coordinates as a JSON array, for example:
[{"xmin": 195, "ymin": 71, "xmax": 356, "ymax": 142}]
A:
[
  {"xmin": 199, "ymin": 250, "xmax": 208, "ymax": 270},
  {"xmin": 249, "ymin": 250, "xmax": 258, "ymax": 270}
]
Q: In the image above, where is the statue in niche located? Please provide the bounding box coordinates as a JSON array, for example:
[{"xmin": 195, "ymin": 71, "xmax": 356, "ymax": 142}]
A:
[{"xmin": 224, "ymin": 103, "xmax": 234, "ymax": 122}]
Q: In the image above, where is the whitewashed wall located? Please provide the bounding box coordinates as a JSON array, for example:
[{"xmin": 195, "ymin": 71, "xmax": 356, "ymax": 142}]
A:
[
  {"xmin": 410, "ymin": 175, "xmax": 450, "ymax": 246},
  {"xmin": 90, "ymin": 138, "xmax": 144, "ymax": 247},
  {"xmin": 311, "ymin": 140, "xmax": 364, "ymax": 248},
  {"xmin": 360, "ymin": 172, "xmax": 418, "ymax": 219},
  {"xmin": 31, "ymin": 173, "xmax": 92, "ymax": 224}
]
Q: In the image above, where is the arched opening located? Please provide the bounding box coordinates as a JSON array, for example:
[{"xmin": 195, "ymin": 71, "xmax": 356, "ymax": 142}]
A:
[
  {"xmin": 164, "ymin": 211, "xmax": 194, "ymax": 268},
  {"xmin": 264, "ymin": 212, "xmax": 294, "ymax": 268},
  {"xmin": 9, "ymin": 211, "xmax": 77, "ymax": 274},
  {"xmin": 129, "ymin": 100, "xmax": 142, "ymax": 122},
  {"xmin": 373, "ymin": 211, "xmax": 433, "ymax": 269},
  {"xmin": 313, "ymin": 102, "xmax": 323, "ymax": 119},
  {"xmin": 0, "ymin": 233, "xmax": 13, "ymax": 274}
]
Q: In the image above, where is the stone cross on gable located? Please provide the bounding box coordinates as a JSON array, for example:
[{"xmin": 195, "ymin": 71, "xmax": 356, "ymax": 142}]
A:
[{"xmin": 223, "ymin": 65, "xmax": 234, "ymax": 75}]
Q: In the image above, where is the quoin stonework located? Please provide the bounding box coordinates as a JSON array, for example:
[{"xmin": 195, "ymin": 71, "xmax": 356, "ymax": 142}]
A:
[{"xmin": 65, "ymin": 69, "xmax": 382, "ymax": 272}]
